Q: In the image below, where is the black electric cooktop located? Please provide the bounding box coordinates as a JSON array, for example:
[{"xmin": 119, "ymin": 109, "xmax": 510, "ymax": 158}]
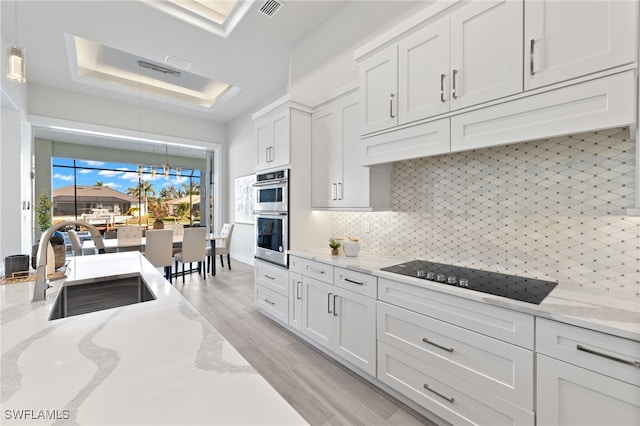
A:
[{"xmin": 380, "ymin": 260, "xmax": 558, "ymax": 304}]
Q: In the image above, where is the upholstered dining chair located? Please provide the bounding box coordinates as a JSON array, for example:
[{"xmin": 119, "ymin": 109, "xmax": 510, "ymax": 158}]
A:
[
  {"xmin": 206, "ymin": 223, "xmax": 234, "ymax": 273},
  {"xmin": 174, "ymin": 227, "xmax": 207, "ymax": 283},
  {"xmin": 144, "ymin": 229, "xmax": 174, "ymax": 283},
  {"xmin": 67, "ymin": 229, "xmax": 95, "ymax": 256},
  {"xmin": 116, "ymin": 226, "xmax": 143, "ymax": 252},
  {"xmin": 164, "ymin": 223, "xmax": 184, "ymax": 256}
]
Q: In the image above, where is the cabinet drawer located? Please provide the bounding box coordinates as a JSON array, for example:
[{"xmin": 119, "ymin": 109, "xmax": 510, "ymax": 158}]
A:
[
  {"xmin": 378, "ymin": 301, "xmax": 533, "ymax": 409},
  {"xmin": 378, "ymin": 342, "xmax": 534, "ymax": 426},
  {"xmin": 302, "ymin": 259, "xmax": 333, "ymax": 284},
  {"xmin": 289, "ymin": 256, "xmax": 303, "ymax": 274},
  {"xmin": 378, "ymin": 278, "xmax": 534, "ymax": 349},
  {"xmin": 334, "ymin": 267, "xmax": 377, "ymax": 298},
  {"xmin": 536, "ymin": 318, "xmax": 640, "ymax": 387},
  {"xmin": 255, "ymin": 260, "xmax": 289, "ymax": 296},
  {"xmin": 255, "ymin": 284, "xmax": 288, "ymax": 325}
]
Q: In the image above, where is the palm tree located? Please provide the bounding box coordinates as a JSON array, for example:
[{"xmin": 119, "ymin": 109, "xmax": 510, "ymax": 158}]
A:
[
  {"xmin": 126, "ymin": 181, "xmax": 155, "ymax": 215},
  {"xmin": 181, "ymin": 181, "xmax": 200, "ymax": 195},
  {"xmin": 94, "ymin": 181, "xmax": 104, "ymax": 186}
]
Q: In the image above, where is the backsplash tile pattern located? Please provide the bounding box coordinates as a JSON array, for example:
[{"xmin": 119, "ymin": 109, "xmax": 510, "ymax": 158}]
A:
[{"xmin": 333, "ymin": 127, "xmax": 639, "ymax": 295}]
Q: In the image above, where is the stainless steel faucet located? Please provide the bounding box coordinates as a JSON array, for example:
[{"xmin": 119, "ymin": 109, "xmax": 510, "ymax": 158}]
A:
[{"xmin": 32, "ymin": 220, "xmax": 106, "ymax": 302}]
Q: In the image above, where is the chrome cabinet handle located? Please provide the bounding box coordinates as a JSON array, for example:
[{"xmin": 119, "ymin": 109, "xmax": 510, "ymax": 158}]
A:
[
  {"xmin": 332, "ymin": 183, "xmax": 337, "ymax": 200},
  {"xmin": 337, "ymin": 182, "xmax": 342, "ymax": 200},
  {"xmin": 296, "ymin": 281, "xmax": 302, "ymax": 300},
  {"xmin": 389, "ymin": 93, "xmax": 395, "ymax": 118},
  {"xmin": 327, "ymin": 292, "xmax": 333, "ymax": 313},
  {"xmin": 308, "ymin": 267, "xmax": 325, "ymax": 274},
  {"xmin": 452, "ymin": 69, "xmax": 458, "ymax": 99},
  {"xmin": 530, "ymin": 39, "xmax": 535, "ymax": 76},
  {"xmin": 422, "ymin": 337, "xmax": 454, "ymax": 353},
  {"xmin": 423, "ymin": 384, "xmax": 454, "ymax": 403},
  {"xmin": 577, "ymin": 345, "xmax": 640, "ymax": 368},
  {"xmin": 440, "ymin": 73, "xmax": 446, "ymax": 103},
  {"xmin": 333, "ymin": 294, "xmax": 338, "ymax": 316},
  {"xmin": 264, "ymin": 298, "xmax": 275, "ymax": 305},
  {"xmin": 344, "ymin": 277, "xmax": 364, "ymax": 286},
  {"xmin": 264, "ymin": 274, "xmax": 275, "ymax": 280}
]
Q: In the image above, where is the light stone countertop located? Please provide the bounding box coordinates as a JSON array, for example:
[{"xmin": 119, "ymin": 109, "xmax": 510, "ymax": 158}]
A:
[
  {"xmin": 1, "ymin": 252, "xmax": 307, "ymax": 426},
  {"xmin": 289, "ymin": 249, "xmax": 640, "ymax": 342}
]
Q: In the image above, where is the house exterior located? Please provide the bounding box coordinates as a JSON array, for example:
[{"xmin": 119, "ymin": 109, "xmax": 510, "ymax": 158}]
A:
[{"xmin": 52, "ymin": 185, "xmax": 139, "ymax": 217}]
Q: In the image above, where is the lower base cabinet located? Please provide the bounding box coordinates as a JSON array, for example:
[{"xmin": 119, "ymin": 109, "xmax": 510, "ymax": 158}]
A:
[{"xmin": 536, "ymin": 354, "xmax": 640, "ymax": 426}]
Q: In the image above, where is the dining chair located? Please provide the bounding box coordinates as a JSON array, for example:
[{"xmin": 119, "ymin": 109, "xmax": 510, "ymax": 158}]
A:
[
  {"xmin": 174, "ymin": 227, "xmax": 207, "ymax": 283},
  {"xmin": 116, "ymin": 226, "xmax": 143, "ymax": 252},
  {"xmin": 67, "ymin": 229, "xmax": 95, "ymax": 256},
  {"xmin": 103, "ymin": 229, "xmax": 118, "ymax": 253},
  {"xmin": 143, "ymin": 229, "xmax": 174, "ymax": 283},
  {"xmin": 206, "ymin": 223, "xmax": 234, "ymax": 272},
  {"xmin": 165, "ymin": 224, "xmax": 184, "ymax": 256}
]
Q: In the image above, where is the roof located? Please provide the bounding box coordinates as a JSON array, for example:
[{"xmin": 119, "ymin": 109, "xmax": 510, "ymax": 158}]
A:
[
  {"xmin": 53, "ymin": 185, "xmax": 138, "ymax": 203},
  {"xmin": 166, "ymin": 195, "xmax": 201, "ymax": 205}
]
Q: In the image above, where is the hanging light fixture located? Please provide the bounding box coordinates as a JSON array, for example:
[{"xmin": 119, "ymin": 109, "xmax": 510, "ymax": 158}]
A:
[{"xmin": 6, "ymin": 0, "xmax": 26, "ymax": 83}]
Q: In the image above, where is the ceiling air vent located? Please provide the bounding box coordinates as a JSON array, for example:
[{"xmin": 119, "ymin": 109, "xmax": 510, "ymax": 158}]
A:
[{"xmin": 259, "ymin": 0, "xmax": 283, "ymax": 18}]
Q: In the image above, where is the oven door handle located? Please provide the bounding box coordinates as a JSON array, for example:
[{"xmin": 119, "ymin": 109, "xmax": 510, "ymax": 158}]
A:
[
  {"xmin": 253, "ymin": 211, "xmax": 288, "ymax": 216},
  {"xmin": 253, "ymin": 179, "xmax": 288, "ymax": 187}
]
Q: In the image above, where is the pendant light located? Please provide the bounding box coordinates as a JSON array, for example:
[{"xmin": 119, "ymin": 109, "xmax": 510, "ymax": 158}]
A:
[{"xmin": 6, "ymin": 0, "xmax": 26, "ymax": 83}]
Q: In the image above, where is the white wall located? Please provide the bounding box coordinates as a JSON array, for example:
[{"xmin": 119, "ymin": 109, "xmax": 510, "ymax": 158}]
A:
[
  {"xmin": 290, "ymin": 1, "xmax": 430, "ymax": 103},
  {"xmin": 226, "ymin": 111, "xmax": 257, "ymax": 265}
]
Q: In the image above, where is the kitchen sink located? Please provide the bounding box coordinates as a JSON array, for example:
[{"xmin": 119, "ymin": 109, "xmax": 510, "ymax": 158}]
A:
[{"xmin": 48, "ymin": 274, "xmax": 156, "ymax": 320}]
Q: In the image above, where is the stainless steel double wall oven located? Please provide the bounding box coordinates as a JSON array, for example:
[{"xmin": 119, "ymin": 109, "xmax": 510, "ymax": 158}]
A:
[{"xmin": 254, "ymin": 169, "xmax": 289, "ymax": 268}]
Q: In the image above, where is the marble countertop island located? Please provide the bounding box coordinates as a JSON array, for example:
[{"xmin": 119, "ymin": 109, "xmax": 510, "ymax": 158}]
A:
[
  {"xmin": 1, "ymin": 252, "xmax": 307, "ymax": 425},
  {"xmin": 289, "ymin": 249, "xmax": 640, "ymax": 342}
]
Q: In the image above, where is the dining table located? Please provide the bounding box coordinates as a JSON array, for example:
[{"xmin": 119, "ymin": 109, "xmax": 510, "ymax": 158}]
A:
[{"xmin": 81, "ymin": 232, "xmax": 226, "ymax": 276}]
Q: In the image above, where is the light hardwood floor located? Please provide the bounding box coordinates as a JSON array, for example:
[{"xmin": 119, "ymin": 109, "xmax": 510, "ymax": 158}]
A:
[{"xmin": 175, "ymin": 260, "xmax": 438, "ymax": 426}]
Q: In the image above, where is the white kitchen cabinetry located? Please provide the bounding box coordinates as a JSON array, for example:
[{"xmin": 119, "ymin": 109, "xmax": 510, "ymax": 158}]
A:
[
  {"xmin": 253, "ymin": 99, "xmax": 312, "ymax": 172},
  {"xmin": 525, "ymin": 0, "xmax": 638, "ymax": 91},
  {"xmin": 288, "ymin": 256, "xmax": 303, "ymax": 331},
  {"xmin": 311, "ymin": 90, "xmax": 391, "ymax": 210},
  {"xmin": 536, "ymin": 318, "xmax": 640, "ymax": 426},
  {"xmin": 254, "ymin": 259, "xmax": 289, "ymax": 325},
  {"xmin": 377, "ymin": 277, "xmax": 534, "ymax": 426},
  {"xmin": 360, "ymin": 0, "xmax": 522, "ymax": 136},
  {"xmin": 300, "ymin": 260, "xmax": 377, "ymax": 376}
]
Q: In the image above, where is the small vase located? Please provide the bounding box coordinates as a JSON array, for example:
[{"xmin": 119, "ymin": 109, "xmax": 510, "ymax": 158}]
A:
[
  {"xmin": 153, "ymin": 219, "xmax": 164, "ymax": 229},
  {"xmin": 343, "ymin": 240, "xmax": 360, "ymax": 257}
]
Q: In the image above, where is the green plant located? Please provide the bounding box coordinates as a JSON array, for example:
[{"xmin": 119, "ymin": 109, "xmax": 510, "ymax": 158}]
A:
[
  {"xmin": 329, "ymin": 238, "xmax": 341, "ymax": 250},
  {"xmin": 35, "ymin": 192, "xmax": 52, "ymax": 232}
]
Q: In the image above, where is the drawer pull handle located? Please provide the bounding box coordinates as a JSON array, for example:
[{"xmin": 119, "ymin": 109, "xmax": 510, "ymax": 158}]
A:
[
  {"xmin": 264, "ymin": 274, "xmax": 275, "ymax": 280},
  {"xmin": 344, "ymin": 277, "xmax": 364, "ymax": 286},
  {"xmin": 423, "ymin": 384, "xmax": 454, "ymax": 403},
  {"xmin": 296, "ymin": 281, "xmax": 302, "ymax": 300},
  {"xmin": 308, "ymin": 267, "xmax": 325, "ymax": 274},
  {"xmin": 333, "ymin": 294, "xmax": 338, "ymax": 316},
  {"xmin": 577, "ymin": 344, "xmax": 640, "ymax": 368},
  {"xmin": 264, "ymin": 298, "xmax": 275, "ymax": 305},
  {"xmin": 328, "ymin": 292, "xmax": 333, "ymax": 314},
  {"xmin": 422, "ymin": 337, "xmax": 454, "ymax": 353}
]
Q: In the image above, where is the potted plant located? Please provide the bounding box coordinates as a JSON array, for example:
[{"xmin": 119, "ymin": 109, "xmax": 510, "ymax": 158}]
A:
[
  {"xmin": 31, "ymin": 192, "xmax": 66, "ymax": 269},
  {"xmin": 148, "ymin": 201, "xmax": 168, "ymax": 229},
  {"xmin": 329, "ymin": 238, "xmax": 341, "ymax": 256}
]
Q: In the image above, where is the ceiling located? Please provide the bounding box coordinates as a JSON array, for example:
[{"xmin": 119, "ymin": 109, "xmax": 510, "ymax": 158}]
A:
[{"xmin": 1, "ymin": 0, "xmax": 348, "ymax": 126}]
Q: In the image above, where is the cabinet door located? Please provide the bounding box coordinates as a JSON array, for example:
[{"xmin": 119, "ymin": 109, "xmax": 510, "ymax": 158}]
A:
[
  {"xmin": 288, "ymin": 272, "xmax": 303, "ymax": 331},
  {"xmin": 337, "ymin": 96, "xmax": 370, "ymax": 208},
  {"xmin": 525, "ymin": 0, "xmax": 637, "ymax": 90},
  {"xmin": 536, "ymin": 354, "xmax": 640, "ymax": 426},
  {"xmin": 332, "ymin": 287, "xmax": 377, "ymax": 376},
  {"xmin": 255, "ymin": 119, "xmax": 273, "ymax": 171},
  {"xmin": 270, "ymin": 109, "xmax": 290, "ymax": 169},
  {"xmin": 449, "ymin": 0, "xmax": 523, "ymax": 110},
  {"xmin": 398, "ymin": 18, "xmax": 450, "ymax": 124},
  {"xmin": 301, "ymin": 276, "xmax": 333, "ymax": 350},
  {"xmin": 359, "ymin": 46, "xmax": 398, "ymax": 135},
  {"xmin": 311, "ymin": 104, "xmax": 341, "ymax": 208}
]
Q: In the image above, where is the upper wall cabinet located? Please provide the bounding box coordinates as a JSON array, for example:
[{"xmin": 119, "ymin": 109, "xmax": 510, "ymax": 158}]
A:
[
  {"xmin": 359, "ymin": 0, "xmax": 523, "ymax": 136},
  {"xmin": 253, "ymin": 98, "xmax": 312, "ymax": 172},
  {"xmin": 312, "ymin": 90, "xmax": 391, "ymax": 210},
  {"xmin": 525, "ymin": 0, "xmax": 638, "ymax": 90}
]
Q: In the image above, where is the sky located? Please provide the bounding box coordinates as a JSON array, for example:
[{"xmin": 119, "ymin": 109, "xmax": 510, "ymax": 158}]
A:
[{"xmin": 52, "ymin": 158, "xmax": 199, "ymax": 194}]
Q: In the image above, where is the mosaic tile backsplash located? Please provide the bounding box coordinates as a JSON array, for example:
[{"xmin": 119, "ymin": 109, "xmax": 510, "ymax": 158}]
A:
[{"xmin": 332, "ymin": 127, "xmax": 639, "ymax": 295}]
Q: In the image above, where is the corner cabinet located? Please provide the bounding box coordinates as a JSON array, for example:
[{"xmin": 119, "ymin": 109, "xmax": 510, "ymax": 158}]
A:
[
  {"xmin": 253, "ymin": 98, "xmax": 312, "ymax": 172},
  {"xmin": 311, "ymin": 89, "xmax": 391, "ymax": 210}
]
